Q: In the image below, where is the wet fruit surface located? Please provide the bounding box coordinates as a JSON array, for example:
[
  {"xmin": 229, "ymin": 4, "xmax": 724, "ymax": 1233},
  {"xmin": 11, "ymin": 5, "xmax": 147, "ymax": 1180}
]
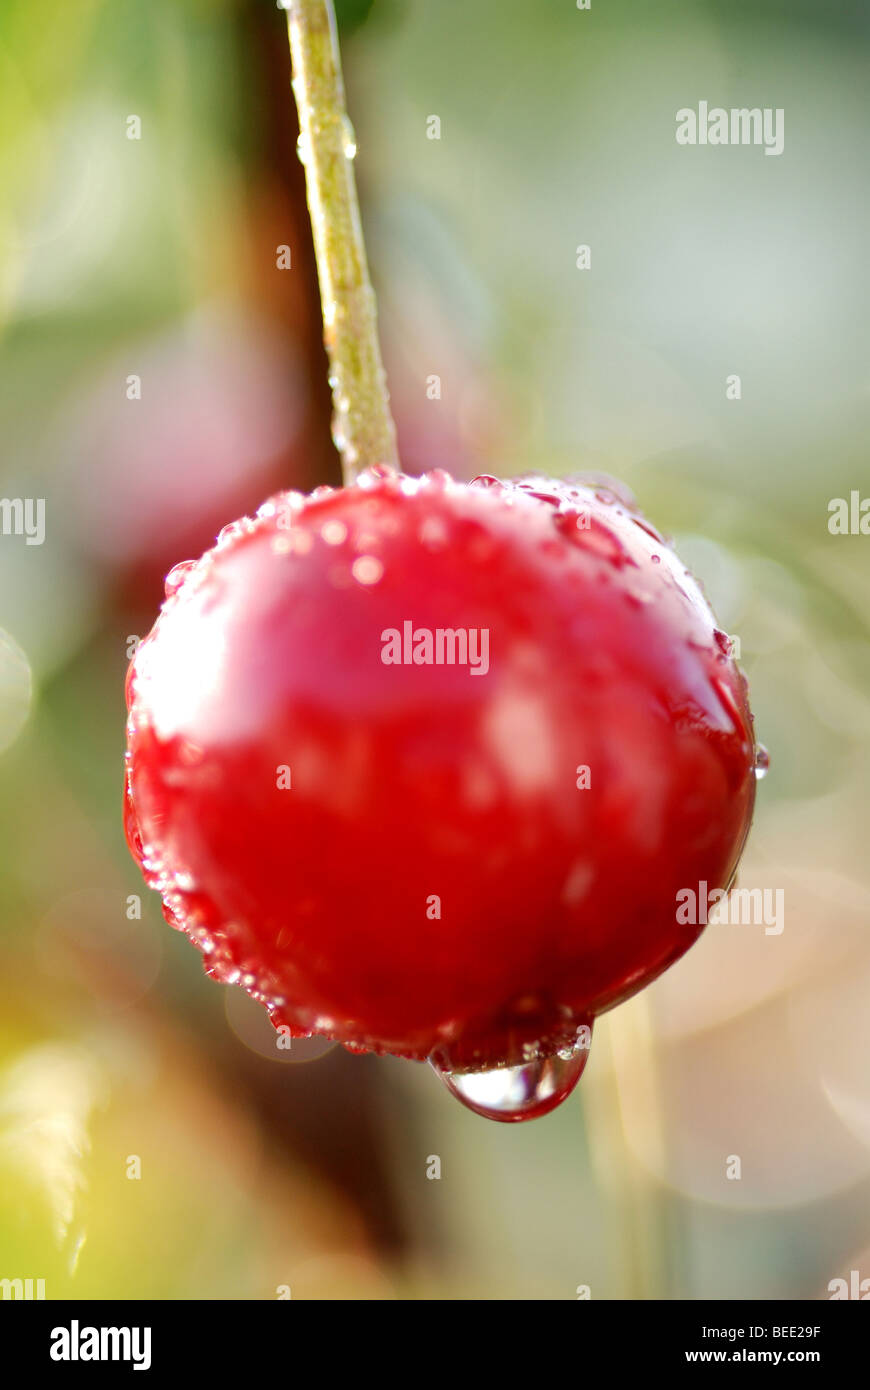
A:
[{"xmin": 124, "ymin": 469, "xmax": 757, "ymax": 1109}]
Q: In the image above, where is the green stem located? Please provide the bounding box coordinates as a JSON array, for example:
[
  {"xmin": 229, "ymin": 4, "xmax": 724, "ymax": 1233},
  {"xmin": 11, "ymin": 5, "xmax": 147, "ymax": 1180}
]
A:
[{"xmin": 283, "ymin": 0, "xmax": 399, "ymax": 484}]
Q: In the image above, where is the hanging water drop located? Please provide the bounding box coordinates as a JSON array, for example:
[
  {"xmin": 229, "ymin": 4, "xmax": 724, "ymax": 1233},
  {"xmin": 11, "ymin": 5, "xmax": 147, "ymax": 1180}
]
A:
[
  {"xmin": 430, "ymin": 1033, "xmax": 592, "ymax": 1122},
  {"xmin": 341, "ymin": 116, "xmax": 357, "ymax": 160},
  {"xmin": 754, "ymin": 744, "xmax": 770, "ymax": 780}
]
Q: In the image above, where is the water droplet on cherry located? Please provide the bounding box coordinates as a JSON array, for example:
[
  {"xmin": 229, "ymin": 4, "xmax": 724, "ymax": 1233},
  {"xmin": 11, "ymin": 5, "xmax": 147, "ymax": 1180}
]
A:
[
  {"xmin": 424, "ymin": 468, "xmax": 452, "ymax": 490},
  {"xmin": 164, "ymin": 561, "xmax": 196, "ymax": 597},
  {"xmin": 430, "ymin": 1034, "xmax": 592, "ymax": 1122},
  {"xmin": 217, "ymin": 520, "xmax": 248, "ymax": 546},
  {"xmin": 204, "ymin": 957, "xmax": 241, "ymax": 985},
  {"xmin": 357, "ymin": 464, "xmax": 397, "ymax": 490},
  {"xmin": 754, "ymin": 744, "xmax": 770, "ymax": 780}
]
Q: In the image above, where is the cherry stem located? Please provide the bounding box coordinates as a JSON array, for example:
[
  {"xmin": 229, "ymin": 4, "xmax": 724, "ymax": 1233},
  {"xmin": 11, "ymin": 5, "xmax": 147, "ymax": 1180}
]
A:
[{"xmin": 283, "ymin": 0, "xmax": 399, "ymax": 484}]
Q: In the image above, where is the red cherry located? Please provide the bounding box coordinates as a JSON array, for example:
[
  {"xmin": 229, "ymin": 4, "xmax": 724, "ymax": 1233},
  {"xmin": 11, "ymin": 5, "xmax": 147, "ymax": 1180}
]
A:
[{"xmin": 124, "ymin": 469, "xmax": 757, "ymax": 1119}]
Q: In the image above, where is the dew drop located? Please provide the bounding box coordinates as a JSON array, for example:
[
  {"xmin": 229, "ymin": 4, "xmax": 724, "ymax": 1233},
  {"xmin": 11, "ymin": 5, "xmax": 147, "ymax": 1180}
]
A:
[
  {"xmin": 424, "ymin": 468, "xmax": 452, "ymax": 490},
  {"xmin": 257, "ymin": 490, "xmax": 303, "ymax": 522},
  {"xmin": 430, "ymin": 1036, "xmax": 592, "ymax": 1123},
  {"xmin": 565, "ymin": 471, "xmax": 638, "ymax": 510},
  {"xmin": 341, "ymin": 116, "xmax": 357, "ymax": 160},
  {"xmin": 754, "ymin": 743, "xmax": 770, "ymax": 780},
  {"xmin": 357, "ymin": 463, "xmax": 397, "ymax": 489},
  {"xmin": 164, "ymin": 561, "xmax": 196, "ymax": 597},
  {"xmin": 296, "ymin": 132, "xmax": 310, "ymax": 166},
  {"xmin": 217, "ymin": 520, "xmax": 247, "ymax": 546},
  {"xmin": 205, "ymin": 958, "xmax": 240, "ymax": 985}
]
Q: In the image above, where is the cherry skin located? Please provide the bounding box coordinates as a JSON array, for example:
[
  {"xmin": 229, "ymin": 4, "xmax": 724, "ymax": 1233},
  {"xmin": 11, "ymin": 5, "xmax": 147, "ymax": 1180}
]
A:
[{"xmin": 124, "ymin": 469, "xmax": 756, "ymax": 1081}]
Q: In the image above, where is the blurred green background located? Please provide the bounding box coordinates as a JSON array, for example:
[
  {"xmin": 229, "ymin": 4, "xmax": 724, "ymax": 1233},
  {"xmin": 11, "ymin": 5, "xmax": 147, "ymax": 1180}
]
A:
[{"xmin": 1, "ymin": 0, "xmax": 869, "ymax": 1299}]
